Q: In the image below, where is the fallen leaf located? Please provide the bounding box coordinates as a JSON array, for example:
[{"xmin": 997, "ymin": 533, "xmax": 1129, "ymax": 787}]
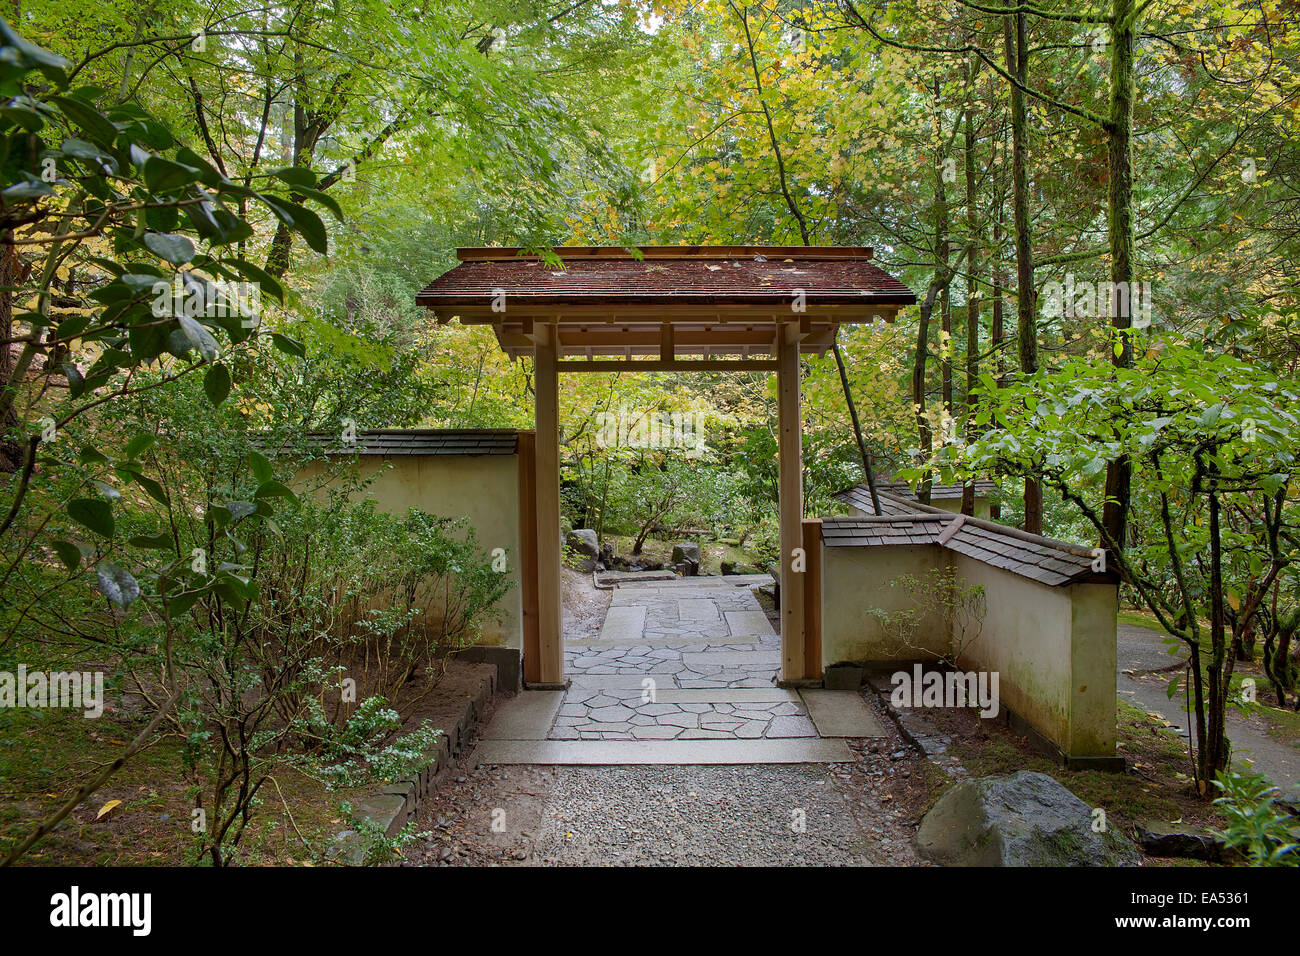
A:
[{"xmin": 95, "ymin": 799, "xmax": 122, "ymax": 821}]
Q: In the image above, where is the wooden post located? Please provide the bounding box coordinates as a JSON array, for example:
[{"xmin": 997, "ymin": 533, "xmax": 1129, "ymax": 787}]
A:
[
  {"xmin": 802, "ymin": 518, "xmax": 822, "ymax": 681},
  {"xmin": 516, "ymin": 431, "xmax": 540, "ymax": 685},
  {"xmin": 778, "ymin": 322, "xmax": 806, "ymax": 681},
  {"xmin": 534, "ymin": 324, "xmax": 564, "ymax": 685}
]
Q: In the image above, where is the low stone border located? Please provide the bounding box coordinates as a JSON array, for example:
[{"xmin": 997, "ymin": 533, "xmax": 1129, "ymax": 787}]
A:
[
  {"xmin": 331, "ymin": 665, "xmax": 499, "ymax": 865},
  {"xmin": 865, "ymin": 673, "xmax": 969, "ymax": 780}
]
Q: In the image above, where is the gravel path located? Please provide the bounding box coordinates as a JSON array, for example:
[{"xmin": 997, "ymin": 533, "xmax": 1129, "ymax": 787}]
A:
[{"xmin": 401, "ymin": 735, "xmax": 929, "ymax": 867}]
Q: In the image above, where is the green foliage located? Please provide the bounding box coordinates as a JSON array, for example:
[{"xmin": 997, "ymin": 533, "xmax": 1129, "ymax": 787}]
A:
[{"xmin": 1210, "ymin": 770, "xmax": 1300, "ymax": 867}]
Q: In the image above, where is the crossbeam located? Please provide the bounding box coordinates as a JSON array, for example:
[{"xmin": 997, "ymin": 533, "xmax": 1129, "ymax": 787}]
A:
[{"xmin": 556, "ymin": 359, "xmax": 779, "ymax": 372}]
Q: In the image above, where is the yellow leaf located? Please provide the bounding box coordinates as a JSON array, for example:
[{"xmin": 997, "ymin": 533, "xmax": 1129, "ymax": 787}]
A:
[{"xmin": 95, "ymin": 799, "xmax": 122, "ymax": 821}]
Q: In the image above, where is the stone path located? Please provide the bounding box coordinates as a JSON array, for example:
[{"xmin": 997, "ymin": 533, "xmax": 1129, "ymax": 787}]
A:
[{"xmin": 477, "ymin": 577, "xmax": 885, "ymax": 763}]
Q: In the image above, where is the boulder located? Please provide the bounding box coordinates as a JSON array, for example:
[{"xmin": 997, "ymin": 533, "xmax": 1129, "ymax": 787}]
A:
[
  {"xmin": 1136, "ymin": 822, "xmax": 1230, "ymax": 862},
  {"xmin": 671, "ymin": 542, "xmax": 702, "ymax": 565},
  {"xmin": 565, "ymin": 529, "xmax": 599, "ymax": 572},
  {"xmin": 917, "ymin": 770, "xmax": 1141, "ymax": 866}
]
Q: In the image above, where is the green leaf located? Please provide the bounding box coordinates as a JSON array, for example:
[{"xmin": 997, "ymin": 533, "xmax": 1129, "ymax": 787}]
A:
[
  {"xmin": 143, "ymin": 232, "xmax": 196, "ymax": 264},
  {"xmin": 96, "ymin": 562, "xmax": 139, "ymax": 608},
  {"xmin": 220, "ymin": 257, "xmax": 284, "ymax": 303},
  {"xmin": 270, "ymin": 332, "xmax": 305, "ymax": 357},
  {"xmin": 292, "ymin": 185, "xmax": 343, "ymax": 221},
  {"xmin": 67, "ymin": 498, "xmax": 114, "ymax": 537},
  {"xmin": 203, "ymin": 363, "xmax": 232, "ymax": 405},
  {"xmin": 124, "ymin": 432, "xmax": 156, "ymax": 460},
  {"xmin": 270, "ymin": 166, "xmax": 318, "ymax": 188},
  {"xmin": 261, "ymin": 195, "xmax": 328, "ymax": 254},
  {"xmin": 129, "ymin": 532, "xmax": 173, "ymax": 550},
  {"xmin": 249, "ymin": 450, "xmax": 273, "ymax": 484},
  {"xmin": 51, "ymin": 94, "xmax": 117, "ymax": 143},
  {"xmin": 177, "ymin": 316, "xmax": 219, "ymax": 363},
  {"xmin": 51, "ymin": 540, "xmax": 82, "ymax": 570},
  {"xmin": 143, "ymin": 155, "xmax": 201, "ymax": 194},
  {"xmin": 254, "ymin": 480, "xmax": 297, "ymax": 503},
  {"xmin": 167, "ymin": 589, "xmax": 202, "ymax": 616},
  {"xmin": 128, "ymin": 471, "xmax": 170, "ymax": 505}
]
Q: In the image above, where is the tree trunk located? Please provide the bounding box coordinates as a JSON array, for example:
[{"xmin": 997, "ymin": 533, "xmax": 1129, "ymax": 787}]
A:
[
  {"xmin": 1003, "ymin": 3, "xmax": 1041, "ymax": 534},
  {"xmin": 1102, "ymin": 0, "xmax": 1137, "ymax": 554},
  {"xmin": 961, "ymin": 93, "xmax": 982, "ymax": 517}
]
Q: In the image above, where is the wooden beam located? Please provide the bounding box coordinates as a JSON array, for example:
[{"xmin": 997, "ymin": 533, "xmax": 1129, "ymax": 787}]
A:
[
  {"xmin": 557, "ymin": 359, "xmax": 779, "ymax": 373},
  {"xmin": 456, "ymin": 245, "xmax": 875, "ymax": 261},
  {"xmin": 516, "ymin": 431, "xmax": 540, "ymax": 684},
  {"xmin": 534, "ymin": 324, "xmax": 564, "ymax": 686},
  {"xmin": 802, "ymin": 518, "xmax": 823, "ymax": 681},
  {"xmin": 435, "ymin": 303, "xmax": 905, "ymax": 324},
  {"xmin": 778, "ymin": 321, "xmax": 806, "ymax": 682},
  {"xmin": 660, "ymin": 322, "xmax": 674, "ymax": 362}
]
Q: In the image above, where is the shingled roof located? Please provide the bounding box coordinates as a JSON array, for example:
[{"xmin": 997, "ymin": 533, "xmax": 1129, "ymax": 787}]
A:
[
  {"xmin": 416, "ymin": 246, "xmax": 917, "ymax": 361},
  {"xmin": 417, "ymin": 246, "xmax": 916, "ymax": 308},
  {"xmin": 834, "ymin": 479, "xmax": 998, "ymax": 513},
  {"xmin": 296, "ymin": 429, "xmax": 519, "ymax": 457},
  {"xmin": 820, "ymin": 505, "xmax": 1107, "ymax": 588}
]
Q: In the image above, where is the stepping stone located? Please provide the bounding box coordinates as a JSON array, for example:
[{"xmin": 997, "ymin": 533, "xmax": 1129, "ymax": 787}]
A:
[
  {"xmin": 766, "ymin": 715, "xmax": 819, "ymax": 738},
  {"xmin": 599, "ymin": 605, "xmax": 647, "ymax": 642},
  {"xmin": 724, "ymin": 610, "xmax": 775, "ymax": 637},
  {"xmin": 481, "ymin": 691, "xmax": 564, "ymax": 740},
  {"xmin": 589, "ymin": 705, "xmax": 636, "ymax": 723},
  {"xmin": 799, "ymin": 690, "xmax": 888, "ymax": 738},
  {"xmin": 678, "ymin": 599, "xmax": 721, "ymax": 622},
  {"xmin": 682, "ymin": 651, "xmax": 777, "ymax": 668},
  {"xmin": 655, "ymin": 688, "xmax": 798, "ymax": 703},
  {"xmin": 472, "ymin": 739, "xmax": 853, "ymax": 764},
  {"xmin": 569, "ymin": 675, "xmax": 669, "ymax": 690},
  {"xmin": 700, "ymin": 720, "xmax": 744, "ymax": 732},
  {"xmin": 637, "ymin": 703, "xmax": 681, "ymax": 716},
  {"xmin": 659, "ymin": 712, "xmax": 700, "ymax": 728}
]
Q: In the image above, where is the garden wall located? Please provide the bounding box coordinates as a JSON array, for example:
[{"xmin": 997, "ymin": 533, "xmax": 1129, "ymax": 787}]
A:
[
  {"xmin": 818, "ymin": 511, "xmax": 1119, "ymax": 764},
  {"xmin": 292, "ymin": 431, "xmax": 526, "ymax": 651}
]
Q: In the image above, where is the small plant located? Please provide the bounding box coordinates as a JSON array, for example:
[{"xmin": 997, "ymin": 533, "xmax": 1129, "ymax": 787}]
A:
[
  {"xmin": 1210, "ymin": 769, "xmax": 1299, "ymax": 866},
  {"xmin": 338, "ymin": 804, "xmax": 426, "ymax": 866},
  {"xmin": 874, "ymin": 567, "xmax": 987, "ymax": 667}
]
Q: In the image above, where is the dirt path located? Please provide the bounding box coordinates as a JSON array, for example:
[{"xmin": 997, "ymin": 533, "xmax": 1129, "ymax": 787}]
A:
[{"xmin": 1117, "ymin": 623, "xmax": 1300, "ymax": 788}]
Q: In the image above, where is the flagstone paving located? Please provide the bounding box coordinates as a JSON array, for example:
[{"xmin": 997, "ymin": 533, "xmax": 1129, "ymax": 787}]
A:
[
  {"xmin": 551, "ymin": 576, "xmax": 797, "ymax": 741},
  {"xmin": 479, "ymin": 577, "xmax": 886, "ymax": 754}
]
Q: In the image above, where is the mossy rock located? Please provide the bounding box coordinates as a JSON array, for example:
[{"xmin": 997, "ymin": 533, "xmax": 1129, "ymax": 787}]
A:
[{"xmin": 917, "ymin": 770, "xmax": 1141, "ymax": 866}]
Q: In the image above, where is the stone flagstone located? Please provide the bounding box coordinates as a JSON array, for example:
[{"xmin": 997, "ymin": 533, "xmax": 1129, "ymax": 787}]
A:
[
  {"xmin": 482, "ymin": 691, "xmax": 564, "ymax": 740},
  {"xmin": 798, "ymin": 689, "xmax": 888, "ymax": 738}
]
